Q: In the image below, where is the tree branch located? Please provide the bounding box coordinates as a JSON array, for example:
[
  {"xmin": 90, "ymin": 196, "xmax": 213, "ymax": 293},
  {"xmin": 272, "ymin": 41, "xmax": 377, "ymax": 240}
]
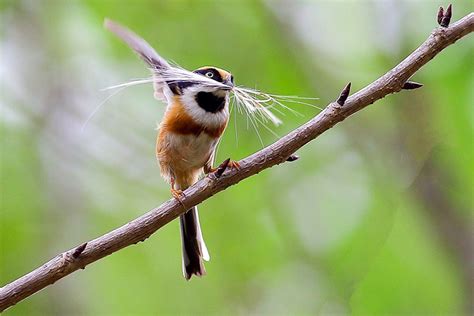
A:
[{"xmin": 1, "ymin": 9, "xmax": 473, "ymax": 312}]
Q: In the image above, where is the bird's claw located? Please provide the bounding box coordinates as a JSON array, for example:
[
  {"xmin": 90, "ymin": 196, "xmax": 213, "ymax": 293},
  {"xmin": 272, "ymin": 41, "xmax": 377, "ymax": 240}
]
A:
[
  {"xmin": 227, "ymin": 160, "xmax": 241, "ymax": 170},
  {"xmin": 171, "ymin": 188, "xmax": 184, "ymax": 201}
]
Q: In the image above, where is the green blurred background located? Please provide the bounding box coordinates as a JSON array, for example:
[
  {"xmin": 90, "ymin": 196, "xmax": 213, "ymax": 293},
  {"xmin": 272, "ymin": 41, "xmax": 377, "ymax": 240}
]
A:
[{"xmin": 1, "ymin": 0, "xmax": 473, "ymax": 315}]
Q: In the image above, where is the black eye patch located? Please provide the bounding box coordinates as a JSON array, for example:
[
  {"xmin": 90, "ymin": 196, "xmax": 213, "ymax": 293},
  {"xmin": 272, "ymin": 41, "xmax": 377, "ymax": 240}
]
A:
[
  {"xmin": 193, "ymin": 68, "xmax": 223, "ymax": 83},
  {"xmin": 167, "ymin": 81, "xmax": 195, "ymax": 95},
  {"xmin": 167, "ymin": 68, "xmax": 226, "ymax": 95}
]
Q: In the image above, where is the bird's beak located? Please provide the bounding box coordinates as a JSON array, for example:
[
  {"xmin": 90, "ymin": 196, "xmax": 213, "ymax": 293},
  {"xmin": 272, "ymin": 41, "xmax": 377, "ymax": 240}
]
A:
[{"xmin": 222, "ymin": 79, "xmax": 234, "ymax": 90}]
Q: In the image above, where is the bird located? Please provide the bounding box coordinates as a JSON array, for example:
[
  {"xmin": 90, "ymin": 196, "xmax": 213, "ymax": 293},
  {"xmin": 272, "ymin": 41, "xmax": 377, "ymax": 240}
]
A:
[{"xmin": 104, "ymin": 19, "xmax": 239, "ymax": 280}]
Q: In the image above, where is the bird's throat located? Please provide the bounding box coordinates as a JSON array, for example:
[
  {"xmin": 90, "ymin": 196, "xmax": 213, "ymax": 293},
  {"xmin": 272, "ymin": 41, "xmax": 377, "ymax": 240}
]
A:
[{"xmin": 194, "ymin": 92, "xmax": 226, "ymax": 113}]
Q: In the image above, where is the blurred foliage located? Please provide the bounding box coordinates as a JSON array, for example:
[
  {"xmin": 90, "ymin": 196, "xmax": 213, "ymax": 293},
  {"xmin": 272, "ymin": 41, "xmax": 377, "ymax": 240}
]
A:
[{"xmin": 1, "ymin": 0, "xmax": 473, "ymax": 315}]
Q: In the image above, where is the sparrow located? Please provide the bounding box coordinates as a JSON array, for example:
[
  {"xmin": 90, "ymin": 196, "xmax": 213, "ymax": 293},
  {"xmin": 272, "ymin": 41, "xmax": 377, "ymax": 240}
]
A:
[{"xmin": 104, "ymin": 19, "xmax": 239, "ymax": 280}]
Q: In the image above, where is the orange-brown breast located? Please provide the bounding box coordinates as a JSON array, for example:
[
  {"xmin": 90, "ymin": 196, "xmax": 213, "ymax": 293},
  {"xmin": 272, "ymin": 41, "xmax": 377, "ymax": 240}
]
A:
[
  {"xmin": 156, "ymin": 97, "xmax": 228, "ymax": 186},
  {"xmin": 160, "ymin": 97, "xmax": 227, "ymax": 139}
]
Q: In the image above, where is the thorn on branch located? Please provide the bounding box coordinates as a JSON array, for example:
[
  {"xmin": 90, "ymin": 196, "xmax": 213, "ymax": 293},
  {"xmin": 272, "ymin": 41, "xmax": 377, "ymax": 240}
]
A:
[
  {"xmin": 72, "ymin": 243, "xmax": 87, "ymax": 259},
  {"xmin": 437, "ymin": 7, "xmax": 444, "ymax": 25},
  {"xmin": 214, "ymin": 158, "xmax": 230, "ymax": 178},
  {"xmin": 439, "ymin": 4, "xmax": 452, "ymax": 27},
  {"xmin": 442, "ymin": 4, "xmax": 453, "ymax": 27},
  {"xmin": 286, "ymin": 154, "xmax": 299, "ymax": 162},
  {"xmin": 402, "ymin": 81, "xmax": 423, "ymax": 90},
  {"xmin": 336, "ymin": 82, "xmax": 351, "ymax": 106}
]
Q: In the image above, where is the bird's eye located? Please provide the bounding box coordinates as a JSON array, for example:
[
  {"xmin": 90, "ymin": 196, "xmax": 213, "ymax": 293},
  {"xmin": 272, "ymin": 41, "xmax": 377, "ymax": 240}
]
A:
[{"xmin": 205, "ymin": 72, "xmax": 214, "ymax": 78}]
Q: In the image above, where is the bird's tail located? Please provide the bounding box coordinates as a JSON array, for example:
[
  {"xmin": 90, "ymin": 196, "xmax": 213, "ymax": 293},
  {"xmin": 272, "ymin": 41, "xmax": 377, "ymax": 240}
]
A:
[
  {"xmin": 104, "ymin": 18, "xmax": 171, "ymax": 70},
  {"xmin": 179, "ymin": 206, "xmax": 210, "ymax": 280}
]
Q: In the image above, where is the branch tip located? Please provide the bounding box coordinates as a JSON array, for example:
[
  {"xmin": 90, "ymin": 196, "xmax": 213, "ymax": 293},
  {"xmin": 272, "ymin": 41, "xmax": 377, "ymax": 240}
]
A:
[
  {"xmin": 402, "ymin": 81, "xmax": 423, "ymax": 90},
  {"xmin": 437, "ymin": 7, "xmax": 444, "ymax": 25},
  {"xmin": 72, "ymin": 243, "xmax": 87, "ymax": 259},
  {"xmin": 286, "ymin": 154, "xmax": 299, "ymax": 162},
  {"xmin": 440, "ymin": 4, "xmax": 452, "ymax": 27},
  {"xmin": 336, "ymin": 82, "xmax": 351, "ymax": 106}
]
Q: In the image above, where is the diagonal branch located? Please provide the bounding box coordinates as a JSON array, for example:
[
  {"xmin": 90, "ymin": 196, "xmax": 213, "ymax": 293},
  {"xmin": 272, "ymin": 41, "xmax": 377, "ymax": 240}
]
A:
[{"xmin": 1, "ymin": 9, "xmax": 473, "ymax": 312}]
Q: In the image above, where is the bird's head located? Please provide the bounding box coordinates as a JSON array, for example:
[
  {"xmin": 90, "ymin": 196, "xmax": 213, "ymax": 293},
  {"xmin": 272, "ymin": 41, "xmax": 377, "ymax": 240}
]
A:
[
  {"xmin": 193, "ymin": 66, "xmax": 234, "ymax": 91},
  {"xmin": 170, "ymin": 66, "xmax": 234, "ymax": 114},
  {"xmin": 104, "ymin": 19, "xmax": 286, "ymax": 129}
]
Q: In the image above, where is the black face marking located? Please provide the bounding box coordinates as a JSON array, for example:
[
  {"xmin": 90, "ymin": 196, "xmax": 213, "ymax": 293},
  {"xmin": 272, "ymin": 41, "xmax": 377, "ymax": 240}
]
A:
[
  {"xmin": 167, "ymin": 68, "xmax": 225, "ymax": 95},
  {"xmin": 167, "ymin": 82, "xmax": 181, "ymax": 95},
  {"xmin": 167, "ymin": 81, "xmax": 195, "ymax": 95},
  {"xmin": 166, "ymin": 67, "xmax": 232, "ymax": 99},
  {"xmin": 195, "ymin": 92, "xmax": 226, "ymax": 113},
  {"xmin": 193, "ymin": 68, "xmax": 224, "ymax": 83}
]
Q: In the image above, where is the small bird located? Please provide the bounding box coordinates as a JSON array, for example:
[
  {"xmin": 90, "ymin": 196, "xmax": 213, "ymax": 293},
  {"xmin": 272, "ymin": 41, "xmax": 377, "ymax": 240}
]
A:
[{"xmin": 105, "ymin": 19, "xmax": 239, "ymax": 279}]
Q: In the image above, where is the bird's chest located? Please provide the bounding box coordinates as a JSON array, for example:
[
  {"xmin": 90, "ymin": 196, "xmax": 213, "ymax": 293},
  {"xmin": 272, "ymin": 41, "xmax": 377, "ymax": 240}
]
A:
[
  {"xmin": 160, "ymin": 132, "xmax": 217, "ymax": 168},
  {"xmin": 156, "ymin": 97, "xmax": 227, "ymax": 171}
]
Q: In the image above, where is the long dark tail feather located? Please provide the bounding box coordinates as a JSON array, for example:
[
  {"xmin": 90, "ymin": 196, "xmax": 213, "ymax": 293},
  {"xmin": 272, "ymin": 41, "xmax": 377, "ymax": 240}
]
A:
[{"xmin": 180, "ymin": 206, "xmax": 209, "ymax": 280}]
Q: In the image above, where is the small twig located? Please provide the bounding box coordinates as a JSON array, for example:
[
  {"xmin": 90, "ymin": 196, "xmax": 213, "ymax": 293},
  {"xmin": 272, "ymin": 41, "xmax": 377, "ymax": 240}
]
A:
[
  {"xmin": 213, "ymin": 158, "xmax": 230, "ymax": 178},
  {"xmin": 286, "ymin": 154, "xmax": 299, "ymax": 162},
  {"xmin": 336, "ymin": 82, "xmax": 351, "ymax": 106},
  {"xmin": 402, "ymin": 81, "xmax": 424, "ymax": 90},
  {"xmin": 441, "ymin": 4, "xmax": 453, "ymax": 27},
  {"xmin": 71, "ymin": 243, "xmax": 87, "ymax": 259},
  {"xmin": 438, "ymin": 7, "xmax": 445, "ymax": 25}
]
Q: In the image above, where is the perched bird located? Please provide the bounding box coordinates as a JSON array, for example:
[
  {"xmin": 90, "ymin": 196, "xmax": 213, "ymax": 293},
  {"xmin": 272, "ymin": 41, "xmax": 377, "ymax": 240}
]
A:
[
  {"xmin": 103, "ymin": 17, "xmax": 304, "ymax": 279},
  {"xmin": 104, "ymin": 19, "xmax": 239, "ymax": 280}
]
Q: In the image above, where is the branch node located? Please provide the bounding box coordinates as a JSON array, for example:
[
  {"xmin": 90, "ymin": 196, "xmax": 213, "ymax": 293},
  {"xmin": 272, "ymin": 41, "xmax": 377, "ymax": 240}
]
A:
[
  {"xmin": 440, "ymin": 4, "xmax": 452, "ymax": 27},
  {"xmin": 402, "ymin": 81, "xmax": 423, "ymax": 90},
  {"xmin": 336, "ymin": 82, "xmax": 351, "ymax": 106},
  {"xmin": 72, "ymin": 243, "xmax": 87, "ymax": 259},
  {"xmin": 286, "ymin": 154, "xmax": 299, "ymax": 162}
]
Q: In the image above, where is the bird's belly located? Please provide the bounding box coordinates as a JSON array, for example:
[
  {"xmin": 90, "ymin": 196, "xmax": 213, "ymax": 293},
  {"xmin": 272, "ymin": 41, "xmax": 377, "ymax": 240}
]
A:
[
  {"xmin": 170, "ymin": 133, "xmax": 215, "ymax": 166},
  {"xmin": 157, "ymin": 132, "xmax": 217, "ymax": 182}
]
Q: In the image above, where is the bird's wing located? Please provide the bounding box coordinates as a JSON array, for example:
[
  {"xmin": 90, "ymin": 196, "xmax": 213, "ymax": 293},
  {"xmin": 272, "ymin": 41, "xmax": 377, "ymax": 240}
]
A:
[{"xmin": 104, "ymin": 18, "xmax": 172, "ymax": 103}]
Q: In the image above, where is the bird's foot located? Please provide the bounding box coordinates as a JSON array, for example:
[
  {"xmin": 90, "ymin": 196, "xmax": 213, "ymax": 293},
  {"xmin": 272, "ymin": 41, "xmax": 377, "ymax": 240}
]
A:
[
  {"xmin": 171, "ymin": 188, "xmax": 184, "ymax": 201},
  {"xmin": 228, "ymin": 160, "xmax": 241, "ymax": 170}
]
